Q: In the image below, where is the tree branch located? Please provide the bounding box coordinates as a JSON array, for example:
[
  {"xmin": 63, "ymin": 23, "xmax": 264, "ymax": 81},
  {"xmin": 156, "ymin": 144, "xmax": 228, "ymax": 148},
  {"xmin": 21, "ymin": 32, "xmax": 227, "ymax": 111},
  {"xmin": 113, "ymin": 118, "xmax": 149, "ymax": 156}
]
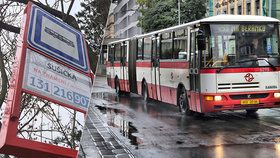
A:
[
  {"xmin": 66, "ymin": 0, "xmax": 75, "ymax": 16},
  {"xmin": 8, "ymin": 0, "xmax": 28, "ymax": 4},
  {"xmin": 60, "ymin": 0, "xmax": 64, "ymax": 13},
  {"xmin": 19, "ymin": 102, "xmax": 48, "ymax": 131},
  {"xmin": 0, "ymin": 21, "xmax": 20, "ymax": 34}
]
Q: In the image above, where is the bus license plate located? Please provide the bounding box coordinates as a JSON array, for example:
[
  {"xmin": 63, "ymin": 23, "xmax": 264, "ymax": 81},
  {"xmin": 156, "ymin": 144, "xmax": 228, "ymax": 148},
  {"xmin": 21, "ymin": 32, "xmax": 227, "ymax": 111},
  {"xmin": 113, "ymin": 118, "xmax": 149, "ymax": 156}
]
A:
[{"xmin": 241, "ymin": 99, "xmax": 259, "ymax": 105}]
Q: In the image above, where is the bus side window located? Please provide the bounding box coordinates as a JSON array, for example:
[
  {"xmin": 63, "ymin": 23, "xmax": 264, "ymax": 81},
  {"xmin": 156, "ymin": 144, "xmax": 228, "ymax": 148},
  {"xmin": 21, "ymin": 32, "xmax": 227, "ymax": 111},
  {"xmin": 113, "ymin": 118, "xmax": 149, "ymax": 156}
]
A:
[
  {"xmin": 143, "ymin": 37, "xmax": 152, "ymax": 60},
  {"xmin": 201, "ymin": 35, "xmax": 211, "ymax": 67},
  {"xmin": 174, "ymin": 29, "xmax": 188, "ymax": 60},
  {"xmin": 137, "ymin": 38, "xmax": 144, "ymax": 60},
  {"xmin": 190, "ymin": 32, "xmax": 197, "ymax": 68},
  {"xmin": 108, "ymin": 45, "xmax": 115, "ymax": 63},
  {"xmin": 121, "ymin": 42, "xmax": 127, "ymax": 63},
  {"xmin": 160, "ymin": 32, "xmax": 173, "ymax": 59},
  {"xmin": 115, "ymin": 43, "xmax": 121, "ymax": 61}
]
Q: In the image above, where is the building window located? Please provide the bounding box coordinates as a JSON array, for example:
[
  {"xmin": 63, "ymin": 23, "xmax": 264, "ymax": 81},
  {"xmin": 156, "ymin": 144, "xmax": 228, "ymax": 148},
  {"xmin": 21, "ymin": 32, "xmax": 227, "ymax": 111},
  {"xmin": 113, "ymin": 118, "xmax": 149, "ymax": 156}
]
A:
[
  {"xmin": 160, "ymin": 32, "xmax": 173, "ymax": 59},
  {"xmin": 238, "ymin": 6, "xmax": 242, "ymax": 15},
  {"xmin": 174, "ymin": 29, "xmax": 188, "ymax": 59},
  {"xmin": 255, "ymin": 0, "xmax": 260, "ymax": 15},
  {"xmin": 247, "ymin": 3, "xmax": 251, "ymax": 15}
]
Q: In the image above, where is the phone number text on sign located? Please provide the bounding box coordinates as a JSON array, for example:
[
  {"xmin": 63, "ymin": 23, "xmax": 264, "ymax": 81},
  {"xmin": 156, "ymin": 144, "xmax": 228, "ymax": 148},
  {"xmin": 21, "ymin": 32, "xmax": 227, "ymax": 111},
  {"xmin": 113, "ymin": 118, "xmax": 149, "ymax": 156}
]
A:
[
  {"xmin": 28, "ymin": 75, "xmax": 89, "ymax": 108},
  {"xmin": 23, "ymin": 49, "xmax": 92, "ymax": 111}
]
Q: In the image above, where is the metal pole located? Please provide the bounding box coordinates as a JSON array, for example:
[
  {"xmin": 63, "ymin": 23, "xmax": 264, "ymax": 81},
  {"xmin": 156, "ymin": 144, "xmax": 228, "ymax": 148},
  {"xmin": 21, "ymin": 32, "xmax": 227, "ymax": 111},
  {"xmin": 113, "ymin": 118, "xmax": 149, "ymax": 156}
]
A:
[
  {"xmin": 178, "ymin": 0, "xmax": 181, "ymax": 25},
  {"xmin": 269, "ymin": 0, "xmax": 272, "ymax": 17}
]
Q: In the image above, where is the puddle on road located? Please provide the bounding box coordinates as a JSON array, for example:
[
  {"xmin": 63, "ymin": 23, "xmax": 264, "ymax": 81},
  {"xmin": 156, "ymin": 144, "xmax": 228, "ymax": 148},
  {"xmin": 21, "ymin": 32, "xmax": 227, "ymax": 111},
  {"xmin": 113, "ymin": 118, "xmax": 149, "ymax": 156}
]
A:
[
  {"xmin": 95, "ymin": 105, "xmax": 143, "ymax": 148},
  {"xmin": 95, "ymin": 105, "xmax": 126, "ymax": 114}
]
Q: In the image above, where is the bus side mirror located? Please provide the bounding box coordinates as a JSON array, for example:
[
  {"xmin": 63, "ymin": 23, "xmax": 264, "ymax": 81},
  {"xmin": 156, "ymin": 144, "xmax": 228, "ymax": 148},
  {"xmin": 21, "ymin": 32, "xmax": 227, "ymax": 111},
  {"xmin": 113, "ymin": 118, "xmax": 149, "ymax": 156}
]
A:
[{"xmin": 197, "ymin": 30, "xmax": 206, "ymax": 51}]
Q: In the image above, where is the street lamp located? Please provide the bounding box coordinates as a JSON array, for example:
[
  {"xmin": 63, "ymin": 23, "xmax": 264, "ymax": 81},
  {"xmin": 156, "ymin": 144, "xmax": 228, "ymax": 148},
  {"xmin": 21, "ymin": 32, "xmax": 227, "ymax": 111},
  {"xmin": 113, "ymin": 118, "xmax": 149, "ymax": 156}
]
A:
[{"xmin": 177, "ymin": 0, "xmax": 181, "ymax": 25}]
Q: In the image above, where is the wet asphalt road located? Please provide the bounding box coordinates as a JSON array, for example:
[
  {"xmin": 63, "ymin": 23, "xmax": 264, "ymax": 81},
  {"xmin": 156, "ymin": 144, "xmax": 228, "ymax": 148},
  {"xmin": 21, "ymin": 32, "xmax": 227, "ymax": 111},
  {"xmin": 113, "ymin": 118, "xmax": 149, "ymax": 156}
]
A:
[{"xmin": 80, "ymin": 76, "xmax": 280, "ymax": 158}]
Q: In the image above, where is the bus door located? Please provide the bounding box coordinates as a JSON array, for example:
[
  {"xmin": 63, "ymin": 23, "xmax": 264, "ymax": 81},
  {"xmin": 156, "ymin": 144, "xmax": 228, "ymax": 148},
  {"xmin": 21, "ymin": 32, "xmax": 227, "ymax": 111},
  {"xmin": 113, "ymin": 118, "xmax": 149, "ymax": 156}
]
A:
[
  {"xmin": 151, "ymin": 36, "xmax": 161, "ymax": 101},
  {"xmin": 120, "ymin": 41, "xmax": 129, "ymax": 92},
  {"xmin": 189, "ymin": 29, "xmax": 201, "ymax": 112}
]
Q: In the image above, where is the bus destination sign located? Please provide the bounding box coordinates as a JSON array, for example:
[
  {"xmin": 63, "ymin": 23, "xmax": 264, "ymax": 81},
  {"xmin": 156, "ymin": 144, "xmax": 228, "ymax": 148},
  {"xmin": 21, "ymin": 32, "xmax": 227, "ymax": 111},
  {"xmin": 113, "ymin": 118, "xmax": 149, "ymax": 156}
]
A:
[{"xmin": 211, "ymin": 24, "xmax": 268, "ymax": 35}]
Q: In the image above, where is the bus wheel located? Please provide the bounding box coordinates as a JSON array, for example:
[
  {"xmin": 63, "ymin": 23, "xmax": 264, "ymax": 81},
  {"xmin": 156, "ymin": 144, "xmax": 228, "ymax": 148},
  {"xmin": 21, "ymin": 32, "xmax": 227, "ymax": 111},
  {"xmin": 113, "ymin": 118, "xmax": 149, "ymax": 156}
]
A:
[
  {"xmin": 246, "ymin": 109, "xmax": 258, "ymax": 114},
  {"xmin": 178, "ymin": 87, "xmax": 189, "ymax": 115},
  {"xmin": 115, "ymin": 79, "xmax": 121, "ymax": 95},
  {"xmin": 142, "ymin": 82, "xmax": 148, "ymax": 101}
]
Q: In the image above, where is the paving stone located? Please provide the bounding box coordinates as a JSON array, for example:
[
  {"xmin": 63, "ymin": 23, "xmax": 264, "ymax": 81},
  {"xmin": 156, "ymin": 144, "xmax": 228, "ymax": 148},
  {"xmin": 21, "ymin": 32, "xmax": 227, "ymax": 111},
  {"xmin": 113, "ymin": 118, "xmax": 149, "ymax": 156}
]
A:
[
  {"xmin": 90, "ymin": 133, "xmax": 102, "ymax": 137},
  {"xmin": 103, "ymin": 141, "xmax": 113, "ymax": 146},
  {"xmin": 102, "ymin": 156, "xmax": 116, "ymax": 158},
  {"xmin": 98, "ymin": 149, "xmax": 115, "ymax": 155},
  {"xmin": 94, "ymin": 141, "xmax": 105, "ymax": 147},
  {"xmin": 113, "ymin": 145, "xmax": 124, "ymax": 149},
  {"xmin": 104, "ymin": 137, "xmax": 116, "ymax": 142},
  {"xmin": 97, "ymin": 146, "xmax": 110, "ymax": 151},
  {"xmin": 116, "ymin": 154, "xmax": 131, "ymax": 158},
  {"xmin": 101, "ymin": 133, "xmax": 113, "ymax": 138},
  {"xmin": 109, "ymin": 140, "xmax": 120, "ymax": 146},
  {"xmin": 112, "ymin": 149, "xmax": 127, "ymax": 155},
  {"xmin": 88, "ymin": 128, "xmax": 97, "ymax": 131},
  {"xmin": 92, "ymin": 137, "xmax": 105, "ymax": 142}
]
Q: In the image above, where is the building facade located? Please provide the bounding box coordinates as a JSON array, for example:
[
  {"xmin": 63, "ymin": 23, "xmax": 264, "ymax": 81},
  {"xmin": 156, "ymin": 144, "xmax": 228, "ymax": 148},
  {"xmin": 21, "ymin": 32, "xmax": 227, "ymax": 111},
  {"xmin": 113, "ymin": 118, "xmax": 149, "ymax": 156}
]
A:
[
  {"xmin": 210, "ymin": 0, "xmax": 280, "ymax": 19},
  {"xmin": 112, "ymin": 0, "xmax": 142, "ymax": 38}
]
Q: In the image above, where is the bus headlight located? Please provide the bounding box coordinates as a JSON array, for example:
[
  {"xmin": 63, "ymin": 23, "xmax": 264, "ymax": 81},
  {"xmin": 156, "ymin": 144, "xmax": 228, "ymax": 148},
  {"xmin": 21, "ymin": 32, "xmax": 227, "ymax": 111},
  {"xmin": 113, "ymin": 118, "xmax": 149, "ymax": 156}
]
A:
[
  {"xmin": 274, "ymin": 93, "xmax": 280, "ymax": 98},
  {"xmin": 214, "ymin": 96, "xmax": 222, "ymax": 101}
]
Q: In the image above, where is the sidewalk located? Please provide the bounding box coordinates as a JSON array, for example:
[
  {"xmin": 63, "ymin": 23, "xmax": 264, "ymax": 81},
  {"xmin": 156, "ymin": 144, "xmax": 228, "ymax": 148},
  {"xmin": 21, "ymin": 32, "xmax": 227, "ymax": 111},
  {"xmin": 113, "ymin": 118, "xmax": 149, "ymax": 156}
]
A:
[{"xmin": 78, "ymin": 76, "xmax": 134, "ymax": 158}]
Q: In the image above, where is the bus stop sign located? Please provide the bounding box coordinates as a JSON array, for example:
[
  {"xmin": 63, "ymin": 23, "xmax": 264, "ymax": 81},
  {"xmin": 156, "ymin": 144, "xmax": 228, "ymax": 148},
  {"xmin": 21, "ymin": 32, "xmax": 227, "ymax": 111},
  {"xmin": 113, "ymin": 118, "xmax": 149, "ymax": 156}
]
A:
[
  {"xmin": 27, "ymin": 4, "xmax": 89, "ymax": 72},
  {"xmin": 0, "ymin": 2, "xmax": 93, "ymax": 158}
]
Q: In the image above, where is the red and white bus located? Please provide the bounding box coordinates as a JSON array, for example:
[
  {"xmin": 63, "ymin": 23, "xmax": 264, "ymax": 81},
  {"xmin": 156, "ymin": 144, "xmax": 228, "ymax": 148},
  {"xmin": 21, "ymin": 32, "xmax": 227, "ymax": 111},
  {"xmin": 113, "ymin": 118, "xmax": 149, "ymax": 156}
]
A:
[{"xmin": 106, "ymin": 15, "xmax": 280, "ymax": 114}]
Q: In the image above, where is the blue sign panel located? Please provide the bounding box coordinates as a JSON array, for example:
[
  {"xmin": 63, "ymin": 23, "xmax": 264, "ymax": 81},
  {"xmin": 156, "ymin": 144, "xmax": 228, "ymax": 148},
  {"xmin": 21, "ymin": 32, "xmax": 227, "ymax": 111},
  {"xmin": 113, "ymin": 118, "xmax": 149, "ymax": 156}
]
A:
[{"xmin": 27, "ymin": 5, "xmax": 89, "ymax": 72}]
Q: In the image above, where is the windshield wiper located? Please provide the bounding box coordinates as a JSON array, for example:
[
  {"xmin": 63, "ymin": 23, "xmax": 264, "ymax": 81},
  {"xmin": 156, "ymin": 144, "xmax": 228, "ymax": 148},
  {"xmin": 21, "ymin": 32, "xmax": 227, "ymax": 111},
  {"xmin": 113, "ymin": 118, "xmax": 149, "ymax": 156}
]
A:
[
  {"xmin": 216, "ymin": 58, "xmax": 277, "ymax": 73},
  {"xmin": 216, "ymin": 64, "xmax": 233, "ymax": 73},
  {"xmin": 262, "ymin": 59, "xmax": 277, "ymax": 70}
]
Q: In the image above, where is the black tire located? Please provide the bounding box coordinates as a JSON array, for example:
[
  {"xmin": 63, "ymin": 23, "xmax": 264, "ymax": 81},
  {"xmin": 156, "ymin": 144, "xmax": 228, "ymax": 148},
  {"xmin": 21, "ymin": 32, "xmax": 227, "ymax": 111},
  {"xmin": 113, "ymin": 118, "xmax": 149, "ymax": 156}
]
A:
[
  {"xmin": 246, "ymin": 109, "xmax": 258, "ymax": 114},
  {"xmin": 115, "ymin": 79, "xmax": 121, "ymax": 95},
  {"xmin": 142, "ymin": 82, "xmax": 148, "ymax": 101},
  {"xmin": 177, "ymin": 87, "xmax": 190, "ymax": 115}
]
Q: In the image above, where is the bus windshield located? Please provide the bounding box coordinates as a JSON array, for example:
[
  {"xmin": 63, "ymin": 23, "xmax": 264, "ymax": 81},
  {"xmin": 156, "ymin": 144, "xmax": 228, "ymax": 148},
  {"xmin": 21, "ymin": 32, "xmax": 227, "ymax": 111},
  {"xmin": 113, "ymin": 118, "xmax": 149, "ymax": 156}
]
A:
[{"xmin": 203, "ymin": 23, "xmax": 280, "ymax": 68}]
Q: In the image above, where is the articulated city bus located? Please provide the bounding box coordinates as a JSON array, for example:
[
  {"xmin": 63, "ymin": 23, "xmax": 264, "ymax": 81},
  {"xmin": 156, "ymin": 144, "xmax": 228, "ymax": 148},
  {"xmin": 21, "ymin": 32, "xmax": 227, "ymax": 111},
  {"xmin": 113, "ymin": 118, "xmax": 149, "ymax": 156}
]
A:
[{"xmin": 106, "ymin": 15, "xmax": 280, "ymax": 114}]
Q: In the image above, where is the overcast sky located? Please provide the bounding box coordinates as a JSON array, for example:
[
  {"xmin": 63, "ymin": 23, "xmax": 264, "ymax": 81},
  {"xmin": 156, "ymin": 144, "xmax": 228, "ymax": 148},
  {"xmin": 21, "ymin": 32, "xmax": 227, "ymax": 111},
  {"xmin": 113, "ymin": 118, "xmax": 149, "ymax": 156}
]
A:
[
  {"xmin": 43, "ymin": 0, "xmax": 83, "ymax": 17},
  {"xmin": 70, "ymin": 0, "xmax": 83, "ymax": 16}
]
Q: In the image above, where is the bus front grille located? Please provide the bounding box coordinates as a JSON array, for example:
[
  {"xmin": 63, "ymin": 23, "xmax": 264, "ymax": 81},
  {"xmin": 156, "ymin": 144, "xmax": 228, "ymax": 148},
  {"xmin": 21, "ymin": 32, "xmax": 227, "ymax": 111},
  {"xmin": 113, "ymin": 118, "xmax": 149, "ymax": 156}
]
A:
[
  {"xmin": 229, "ymin": 93, "xmax": 269, "ymax": 100},
  {"xmin": 218, "ymin": 82, "xmax": 259, "ymax": 91}
]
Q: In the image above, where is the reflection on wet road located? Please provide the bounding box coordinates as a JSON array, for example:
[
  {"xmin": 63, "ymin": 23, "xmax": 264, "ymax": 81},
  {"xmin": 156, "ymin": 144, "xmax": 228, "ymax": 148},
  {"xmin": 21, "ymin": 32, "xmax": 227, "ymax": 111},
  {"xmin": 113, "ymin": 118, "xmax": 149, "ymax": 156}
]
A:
[{"xmin": 88, "ymin": 77, "xmax": 280, "ymax": 158}]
